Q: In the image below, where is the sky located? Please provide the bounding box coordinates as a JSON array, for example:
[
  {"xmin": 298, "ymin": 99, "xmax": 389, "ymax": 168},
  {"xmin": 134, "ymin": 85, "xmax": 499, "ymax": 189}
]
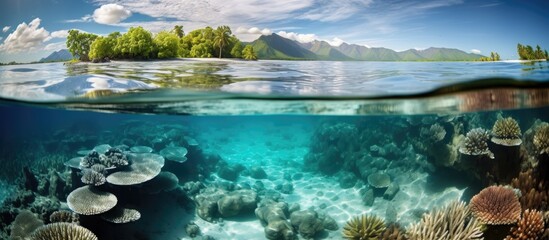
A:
[{"xmin": 0, "ymin": 0, "xmax": 548, "ymax": 63}]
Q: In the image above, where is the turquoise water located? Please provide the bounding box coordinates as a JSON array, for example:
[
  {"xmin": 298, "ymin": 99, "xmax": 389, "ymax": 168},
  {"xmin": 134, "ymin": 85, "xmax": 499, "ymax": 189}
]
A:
[{"xmin": 1, "ymin": 60, "xmax": 549, "ymax": 240}]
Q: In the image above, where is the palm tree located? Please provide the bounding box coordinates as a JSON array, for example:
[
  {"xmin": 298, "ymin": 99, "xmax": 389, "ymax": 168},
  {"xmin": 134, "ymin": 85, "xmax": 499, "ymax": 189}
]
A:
[{"xmin": 214, "ymin": 26, "xmax": 231, "ymax": 59}]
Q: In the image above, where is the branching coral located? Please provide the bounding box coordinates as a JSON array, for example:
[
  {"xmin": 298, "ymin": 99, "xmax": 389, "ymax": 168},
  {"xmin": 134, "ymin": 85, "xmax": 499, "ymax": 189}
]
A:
[
  {"xmin": 533, "ymin": 123, "xmax": 549, "ymax": 155},
  {"xmin": 459, "ymin": 128, "xmax": 494, "ymax": 158},
  {"xmin": 380, "ymin": 223, "xmax": 407, "ymax": 240},
  {"xmin": 80, "ymin": 170, "xmax": 106, "ymax": 186},
  {"xmin": 470, "ymin": 185, "xmax": 522, "ymax": 225},
  {"xmin": 406, "ymin": 201, "xmax": 483, "ymax": 240},
  {"xmin": 511, "ymin": 170, "xmax": 548, "ymax": 211},
  {"xmin": 49, "ymin": 210, "xmax": 79, "ymax": 224},
  {"xmin": 342, "ymin": 214, "xmax": 386, "ymax": 240},
  {"xmin": 420, "ymin": 123, "xmax": 446, "ymax": 143},
  {"xmin": 491, "ymin": 117, "xmax": 522, "ymax": 146},
  {"xmin": 504, "ymin": 209, "xmax": 545, "ymax": 240},
  {"xmin": 101, "ymin": 147, "xmax": 128, "ymax": 168},
  {"xmin": 80, "ymin": 151, "xmax": 100, "ymax": 168}
]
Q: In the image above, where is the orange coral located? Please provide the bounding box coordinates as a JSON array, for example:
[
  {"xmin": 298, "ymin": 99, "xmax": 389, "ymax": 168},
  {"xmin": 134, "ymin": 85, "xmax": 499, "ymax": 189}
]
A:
[
  {"xmin": 511, "ymin": 170, "xmax": 549, "ymax": 211},
  {"xmin": 470, "ymin": 185, "xmax": 522, "ymax": 225},
  {"xmin": 504, "ymin": 209, "xmax": 545, "ymax": 240},
  {"xmin": 379, "ymin": 223, "xmax": 407, "ymax": 240}
]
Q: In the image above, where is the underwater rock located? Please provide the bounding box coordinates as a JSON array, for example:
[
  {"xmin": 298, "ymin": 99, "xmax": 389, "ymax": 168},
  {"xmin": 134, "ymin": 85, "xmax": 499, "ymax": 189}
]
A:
[
  {"xmin": 383, "ymin": 182, "xmax": 400, "ymax": 200},
  {"xmin": 248, "ymin": 166, "xmax": 268, "ymax": 179},
  {"xmin": 217, "ymin": 164, "xmax": 244, "ymax": 182},
  {"xmin": 289, "ymin": 203, "xmax": 300, "ymax": 214},
  {"xmin": 275, "ymin": 182, "xmax": 294, "ymax": 194},
  {"xmin": 195, "ymin": 188, "xmax": 226, "ymax": 221},
  {"xmin": 217, "ymin": 189, "xmax": 258, "ymax": 217},
  {"xmin": 337, "ymin": 171, "xmax": 357, "ymax": 189},
  {"xmin": 290, "ymin": 210, "xmax": 324, "ymax": 239},
  {"xmin": 23, "ymin": 167, "xmax": 39, "ymax": 192},
  {"xmin": 361, "ymin": 189, "xmax": 374, "ymax": 206},
  {"xmin": 321, "ymin": 213, "xmax": 338, "ymax": 231},
  {"xmin": 255, "ymin": 200, "xmax": 296, "ymax": 240},
  {"xmin": 182, "ymin": 181, "xmax": 204, "ymax": 196},
  {"xmin": 185, "ymin": 222, "xmax": 201, "ymax": 238}
]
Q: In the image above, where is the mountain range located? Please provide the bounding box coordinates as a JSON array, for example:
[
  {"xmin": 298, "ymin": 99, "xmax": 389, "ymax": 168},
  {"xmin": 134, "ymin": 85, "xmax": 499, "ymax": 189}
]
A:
[
  {"xmin": 250, "ymin": 34, "xmax": 484, "ymax": 61},
  {"xmin": 39, "ymin": 49, "xmax": 73, "ymax": 62}
]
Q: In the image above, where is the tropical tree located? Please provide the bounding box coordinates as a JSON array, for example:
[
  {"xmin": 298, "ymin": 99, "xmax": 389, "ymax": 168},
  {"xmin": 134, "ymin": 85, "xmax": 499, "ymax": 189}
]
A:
[
  {"xmin": 66, "ymin": 30, "xmax": 98, "ymax": 61},
  {"xmin": 88, "ymin": 37, "xmax": 111, "ymax": 60},
  {"xmin": 172, "ymin": 25, "xmax": 184, "ymax": 38},
  {"xmin": 116, "ymin": 26, "xmax": 155, "ymax": 59},
  {"xmin": 154, "ymin": 31, "xmax": 180, "ymax": 58},
  {"xmin": 213, "ymin": 26, "xmax": 232, "ymax": 58},
  {"xmin": 242, "ymin": 45, "xmax": 257, "ymax": 60},
  {"xmin": 231, "ymin": 42, "xmax": 243, "ymax": 58}
]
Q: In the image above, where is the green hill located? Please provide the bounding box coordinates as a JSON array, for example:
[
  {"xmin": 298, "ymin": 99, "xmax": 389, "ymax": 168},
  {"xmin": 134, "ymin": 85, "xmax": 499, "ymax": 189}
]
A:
[
  {"xmin": 250, "ymin": 34, "xmax": 317, "ymax": 60},
  {"xmin": 250, "ymin": 34, "xmax": 484, "ymax": 61}
]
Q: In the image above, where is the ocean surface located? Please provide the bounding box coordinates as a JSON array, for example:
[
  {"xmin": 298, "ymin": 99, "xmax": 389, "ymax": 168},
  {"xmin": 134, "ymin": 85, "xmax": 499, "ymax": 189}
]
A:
[{"xmin": 1, "ymin": 59, "xmax": 548, "ymax": 240}]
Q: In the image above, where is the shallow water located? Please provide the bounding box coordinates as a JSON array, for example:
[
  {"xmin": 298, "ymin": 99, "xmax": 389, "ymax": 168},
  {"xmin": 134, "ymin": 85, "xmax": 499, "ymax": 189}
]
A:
[{"xmin": 1, "ymin": 60, "xmax": 549, "ymax": 240}]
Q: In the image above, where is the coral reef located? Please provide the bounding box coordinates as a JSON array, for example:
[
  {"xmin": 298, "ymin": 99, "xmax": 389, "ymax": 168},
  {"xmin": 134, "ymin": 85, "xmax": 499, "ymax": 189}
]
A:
[
  {"xmin": 289, "ymin": 209, "xmax": 338, "ymax": 238},
  {"xmin": 511, "ymin": 170, "xmax": 548, "ymax": 211},
  {"xmin": 255, "ymin": 200, "xmax": 296, "ymax": 240},
  {"xmin": 140, "ymin": 171, "xmax": 179, "ymax": 194},
  {"xmin": 159, "ymin": 146, "xmax": 188, "ymax": 163},
  {"xmin": 100, "ymin": 207, "xmax": 141, "ymax": 224},
  {"xmin": 67, "ymin": 186, "xmax": 117, "ymax": 215},
  {"xmin": 380, "ymin": 223, "xmax": 407, "ymax": 240},
  {"xmin": 9, "ymin": 210, "xmax": 44, "ymax": 240},
  {"xmin": 405, "ymin": 201, "xmax": 483, "ymax": 240},
  {"xmin": 106, "ymin": 153, "xmax": 164, "ymax": 185},
  {"xmin": 367, "ymin": 172, "xmax": 391, "ymax": 189},
  {"xmin": 470, "ymin": 185, "xmax": 522, "ymax": 225},
  {"xmin": 420, "ymin": 123, "xmax": 446, "ymax": 143},
  {"xmin": 342, "ymin": 214, "xmax": 386, "ymax": 240},
  {"xmin": 491, "ymin": 117, "xmax": 522, "ymax": 146},
  {"xmin": 29, "ymin": 222, "xmax": 98, "ymax": 240},
  {"xmin": 49, "ymin": 210, "xmax": 79, "ymax": 224},
  {"xmin": 504, "ymin": 209, "xmax": 545, "ymax": 240},
  {"xmin": 80, "ymin": 170, "xmax": 106, "ymax": 186},
  {"xmin": 532, "ymin": 122, "xmax": 549, "ymax": 155},
  {"xmin": 459, "ymin": 127, "xmax": 494, "ymax": 158},
  {"xmin": 101, "ymin": 147, "xmax": 129, "ymax": 168}
]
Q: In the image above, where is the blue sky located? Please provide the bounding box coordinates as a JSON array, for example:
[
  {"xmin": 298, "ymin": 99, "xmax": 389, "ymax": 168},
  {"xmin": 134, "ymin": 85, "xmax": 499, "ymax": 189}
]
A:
[{"xmin": 1, "ymin": 0, "xmax": 548, "ymax": 63}]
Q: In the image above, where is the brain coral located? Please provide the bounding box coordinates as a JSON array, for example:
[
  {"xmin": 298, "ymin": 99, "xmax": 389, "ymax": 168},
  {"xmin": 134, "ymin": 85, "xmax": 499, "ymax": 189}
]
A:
[
  {"xmin": 470, "ymin": 185, "xmax": 522, "ymax": 225},
  {"xmin": 491, "ymin": 117, "xmax": 522, "ymax": 146}
]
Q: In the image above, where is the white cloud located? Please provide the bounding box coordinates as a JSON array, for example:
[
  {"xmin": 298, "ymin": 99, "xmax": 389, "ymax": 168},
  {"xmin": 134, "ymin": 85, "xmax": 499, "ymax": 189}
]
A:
[
  {"xmin": 44, "ymin": 42, "xmax": 66, "ymax": 51},
  {"xmin": 2, "ymin": 26, "xmax": 10, "ymax": 33},
  {"xmin": 65, "ymin": 15, "xmax": 93, "ymax": 23},
  {"xmin": 236, "ymin": 27, "xmax": 272, "ymax": 35},
  {"xmin": 0, "ymin": 18, "xmax": 50, "ymax": 53},
  {"xmin": 276, "ymin": 31, "xmax": 318, "ymax": 43},
  {"xmin": 50, "ymin": 30, "xmax": 69, "ymax": 38},
  {"xmin": 326, "ymin": 37, "xmax": 345, "ymax": 47},
  {"xmin": 299, "ymin": 0, "xmax": 373, "ymax": 22},
  {"xmin": 93, "ymin": 4, "xmax": 132, "ymax": 24},
  {"xmin": 471, "ymin": 49, "xmax": 481, "ymax": 54}
]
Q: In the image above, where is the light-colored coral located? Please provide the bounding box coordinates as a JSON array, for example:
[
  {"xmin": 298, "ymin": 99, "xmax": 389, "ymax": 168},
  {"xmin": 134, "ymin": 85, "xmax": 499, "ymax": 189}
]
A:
[
  {"xmin": 342, "ymin": 214, "xmax": 386, "ymax": 240},
  {"xmin": 159, "ymin": 146, "xmax": 188, "ymax": 163},
  {"xmin": 406, "ymin": 201, "xmax": 483, "ymax": 240},
  {"xmin": 90, "ymin": 164, "xmax": 106, "ymax": 174},
  {"xmin": 533, "ymin": 123, "xmax": 549, "ymax": 155},
  {"xmin": 504, "ymin": 209, "xmax": 545, "ymax": 240},
  {"xmin": 29, "ymin": 222, "xmax": 97, "ymax": 240},
  {"xmin": 80, "ymin": 170, "xmax": 106, "ymax": 186},
  {"xmin": 470, "ymin": 185, "xmax": 522, "ymax": 225},
  {"xmin": 49, "ymin": 210, "xmax": 79, "ymax": 224},
  {"xmin": 367, "ymin": 172, "xmax": 391, "ymax": 188},
  {"xmin": 420, "ymin": 123, "xmax": 446, "ymax": 143},
  {"xmin": 491, "ymin": 117, "xmax": 522, "ymax": 146},
  {"xmin": 459, "ymin": 128, "xmax": 494, "ymax": 158},
  {"xmin": 129, "ymin": 145, "xmax": 153, "ymax": 153},
  {"xmin": 10, "ymin": 210, "xmax": 44, "ymax": 240},
  {"xmin": 106, "ymin": 153, "xmax": 164, "ymax": 185},
  {"xmin": 101, "ymin": 207, "xmax": 141, "ymax": 224},
  {"xmin": 67, "ymin": 186, "xmax": 117, "ymax": 215}
]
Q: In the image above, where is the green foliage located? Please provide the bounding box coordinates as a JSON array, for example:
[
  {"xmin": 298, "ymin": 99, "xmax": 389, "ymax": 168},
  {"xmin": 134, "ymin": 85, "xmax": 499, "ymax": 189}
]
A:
[
  {"xmin": 66, "ymin": 30, "xmax": 98, "ymax": 61},
  {"xmin": 154, "ymin": 31, "xmax": 180, "ymax": 58},
  {"xmin": 230, "ymin": 42, "xmax": 243, "ymax": 58},
  {"xmin": 88, "ymin": 37, "xmax": 111, "ymax": 60},
  {"xmin": 213, "ymin": 26, "xmax": 232, "ymax": 58},
  {"xmin": 518, "ymin": 43, "xmax": 548, "ymax": 60},
  {"xmin": 478, "ymin": 51, "xmax": 500, "ymax": 61},
  {"xmin": 242, "ymin": 45, "xmax": 257, "ymax": 60},
  {"xmin": 116, "ymin": 26, "xmax": 155, "ymax": 59}
]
